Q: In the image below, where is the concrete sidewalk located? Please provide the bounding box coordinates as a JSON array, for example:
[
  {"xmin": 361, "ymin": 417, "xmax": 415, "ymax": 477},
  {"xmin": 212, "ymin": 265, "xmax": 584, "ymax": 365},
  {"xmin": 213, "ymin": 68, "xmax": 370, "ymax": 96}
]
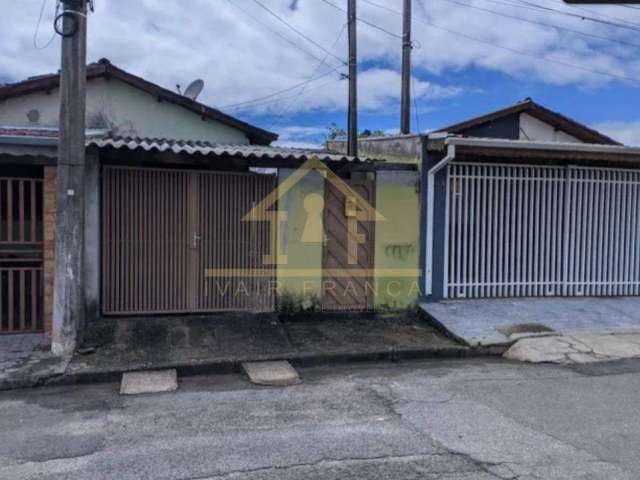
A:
[
  {"xmin": 421, "ymin": 297, "xmax": 640, "ymax": 347},
  {"xmin": 67, "ymin": 313, "xmax": 472, "ymax": 382},
  {"xmin": 0, "ymin": 335, "xmax": 69, "ymax": 390},
  {"xmin": 505, "ymin": 333, "xmax": 640, "ymax": 364},
  {"xmin": 1, "ymin": 313, "xmax": 476, "ymax": 390}
]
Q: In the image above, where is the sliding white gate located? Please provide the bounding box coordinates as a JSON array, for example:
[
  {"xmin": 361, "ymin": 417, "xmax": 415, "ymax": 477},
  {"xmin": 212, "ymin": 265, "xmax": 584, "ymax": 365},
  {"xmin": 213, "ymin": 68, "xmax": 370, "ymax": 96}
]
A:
[{"xmin": 445, "ymin": 163, "xmax": 640, "ymax": 299}]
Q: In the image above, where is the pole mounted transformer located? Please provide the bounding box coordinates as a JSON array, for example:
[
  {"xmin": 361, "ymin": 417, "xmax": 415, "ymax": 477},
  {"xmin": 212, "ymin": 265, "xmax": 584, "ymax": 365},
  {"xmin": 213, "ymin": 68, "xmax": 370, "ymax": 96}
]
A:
[
  {"xmin": 347, "ymin": 0, "xmax": 358, "ymax": 157},
  {"xmin": 400, "ymin": 0, "xmax": 412, "ymax": 135}
]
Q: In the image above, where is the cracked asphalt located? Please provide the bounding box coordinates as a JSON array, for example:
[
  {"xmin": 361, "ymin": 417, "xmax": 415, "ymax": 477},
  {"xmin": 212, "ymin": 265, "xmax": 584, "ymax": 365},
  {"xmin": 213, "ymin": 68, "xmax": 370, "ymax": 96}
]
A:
[{"xmin": 1, "ymin": 358, "xmax": 640, "ymax": 479}]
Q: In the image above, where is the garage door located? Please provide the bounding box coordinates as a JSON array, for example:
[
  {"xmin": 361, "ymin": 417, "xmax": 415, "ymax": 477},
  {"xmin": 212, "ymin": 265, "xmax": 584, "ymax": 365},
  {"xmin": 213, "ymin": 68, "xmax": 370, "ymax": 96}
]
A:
[
  {"xmin": 102, "ymin": 167, "xmax": 276, "ymax": 315},
  {"xmin": 445, "ymin": 163, "xmax": 640, "ymax": 299}
]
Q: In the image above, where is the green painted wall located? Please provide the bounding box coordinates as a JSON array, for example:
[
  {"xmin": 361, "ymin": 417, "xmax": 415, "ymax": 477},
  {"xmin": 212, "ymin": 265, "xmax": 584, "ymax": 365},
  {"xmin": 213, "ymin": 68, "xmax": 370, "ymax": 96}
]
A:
[
  {"xmin": 274, "ymin": 168, "xmax": 421, "ymax": 311},
  {"xmin": 373, "ymin": 171, "xmax": 421, "ymax": 309},
  {"xmin": 276, "ymin": 168, "xmax": 325, "ymax": 302}
]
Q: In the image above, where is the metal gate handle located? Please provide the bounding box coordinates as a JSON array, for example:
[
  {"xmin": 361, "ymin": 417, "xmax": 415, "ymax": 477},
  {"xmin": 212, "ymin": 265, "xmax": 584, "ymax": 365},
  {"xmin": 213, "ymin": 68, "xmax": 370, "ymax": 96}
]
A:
[{"xmin": 192, "ymin": 233, "xmax": 201, "ymax": 249}]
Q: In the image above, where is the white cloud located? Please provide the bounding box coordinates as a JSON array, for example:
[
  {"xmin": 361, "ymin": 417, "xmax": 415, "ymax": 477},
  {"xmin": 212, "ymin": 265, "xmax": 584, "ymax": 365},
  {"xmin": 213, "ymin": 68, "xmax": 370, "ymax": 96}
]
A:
[
  {"xmin": 274, "ymin": 125, "xmax": 326, "ymax": 147},
  {"xmin": 1, "ymin": 0, "xmax": 638, "ymax": 119},
  {"xmin": 591, "ymin": 121, "xmax": 640, "ymax": 146}
]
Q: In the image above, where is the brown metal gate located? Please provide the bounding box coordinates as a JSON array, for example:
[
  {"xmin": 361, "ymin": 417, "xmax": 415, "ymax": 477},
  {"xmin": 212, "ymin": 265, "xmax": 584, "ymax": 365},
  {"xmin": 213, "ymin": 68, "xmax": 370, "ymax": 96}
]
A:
[
  {"xmin": 0, "ymin": 176, "xmax": 44, "ymax": 334},
  {"xmin": 322, "ymin": 177, "xmax": 375, "ymax": 311},
  {"xmin": 102, "ymin": 166, "xmax": 276, "ymax": 315}
]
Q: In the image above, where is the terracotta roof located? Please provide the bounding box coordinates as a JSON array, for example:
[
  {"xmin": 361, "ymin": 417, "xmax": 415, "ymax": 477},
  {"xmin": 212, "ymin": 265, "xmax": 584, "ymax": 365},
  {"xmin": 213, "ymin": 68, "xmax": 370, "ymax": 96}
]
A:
[
  {"xmin": 434, "ymin": 98, "xmax": 620, "ymax": 146},
  {"xmin": 0, "ymin": 59, "xmax": 278, "ymax": 146}
]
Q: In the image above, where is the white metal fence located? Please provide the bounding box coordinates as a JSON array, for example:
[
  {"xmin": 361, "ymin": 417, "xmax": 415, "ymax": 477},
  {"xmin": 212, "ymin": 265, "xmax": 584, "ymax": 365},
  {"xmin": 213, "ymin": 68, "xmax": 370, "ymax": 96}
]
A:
[{"xmin": 445, "ymin": 163, "xmax": 640, "ymax": 299}]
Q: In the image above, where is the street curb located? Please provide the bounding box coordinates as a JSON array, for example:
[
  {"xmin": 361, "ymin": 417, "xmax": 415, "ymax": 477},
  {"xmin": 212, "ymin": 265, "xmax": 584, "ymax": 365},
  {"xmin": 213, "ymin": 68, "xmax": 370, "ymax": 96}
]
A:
[
  {"xmin": 2, "ymin": 344, "xmax": 505, "ymax": 391},
  {"xmin": 48, "ymin": 347, "xmax": 504, "ymax": 392}
]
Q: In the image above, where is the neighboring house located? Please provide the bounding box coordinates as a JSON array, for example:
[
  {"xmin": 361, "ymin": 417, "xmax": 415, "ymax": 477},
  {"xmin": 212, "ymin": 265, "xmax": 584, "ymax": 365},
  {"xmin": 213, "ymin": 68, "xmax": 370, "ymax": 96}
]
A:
[
  {"xmin": 0, "ymin": 62, "xmax": 418, "ymax": 352},
  {"xmin": 0, "ymin": 58, "xmax": 277, "ymax": 145},
  {"xmin": 328, "ymin": 98, "xmax": 639, "ymax": 307},
  {"xmin": 432, "ymin": 98, "xmax": 618, "ymax": 145}
]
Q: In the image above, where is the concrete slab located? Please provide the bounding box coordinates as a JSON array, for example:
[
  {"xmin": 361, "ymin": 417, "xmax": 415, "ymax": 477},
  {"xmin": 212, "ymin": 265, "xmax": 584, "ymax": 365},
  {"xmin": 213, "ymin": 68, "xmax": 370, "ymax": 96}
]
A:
[
  {"xmin": 421, "ymin": 297, "xmax": 640, "ymax": 347},
  {"xmin": 242, "ymin": 361, "xmax": 301, "ymax": 386},
  {"xmin": 62, "ymin": 313, "xmax": 467, "ymax": 388},
  {"xmin": 505, "ymin": 333, "xmax": 640, "ymax": 364},
  {"xmin": 0, "ymin": 334, "xmax": 70, "ymax": 390},
  {"xmin": 120, "ymin": 369, "xmax": 178, "ymax": 395}
]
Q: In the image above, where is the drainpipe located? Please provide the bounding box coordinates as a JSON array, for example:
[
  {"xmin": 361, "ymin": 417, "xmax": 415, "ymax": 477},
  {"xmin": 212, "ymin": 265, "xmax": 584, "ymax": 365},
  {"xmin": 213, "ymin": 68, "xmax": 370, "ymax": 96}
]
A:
[{"xmin": 425, "ymin": 138, "xmax": 456, "ymax": 296}]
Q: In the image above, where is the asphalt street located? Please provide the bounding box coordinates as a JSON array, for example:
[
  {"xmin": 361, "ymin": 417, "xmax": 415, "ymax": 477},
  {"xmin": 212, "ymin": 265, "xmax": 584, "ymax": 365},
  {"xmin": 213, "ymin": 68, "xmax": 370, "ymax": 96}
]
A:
[{"xmin": 1, "ymin": 358, "xmax": 640, "ymax": 479}]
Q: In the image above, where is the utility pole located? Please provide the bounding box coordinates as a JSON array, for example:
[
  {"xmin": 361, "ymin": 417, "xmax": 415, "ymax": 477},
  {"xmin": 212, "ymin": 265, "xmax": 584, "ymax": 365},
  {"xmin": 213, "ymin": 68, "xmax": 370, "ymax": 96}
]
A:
[
  {"xmin": 52, "ymin": 0, "xmax": 88, "ymax": 356},
  {"xmin": 347, "ymin": 0, "xmax": 358, "ymax": 157},
  {"xmin": 400, "ymin": 0, "xmax": 412, "ymax": 135}
]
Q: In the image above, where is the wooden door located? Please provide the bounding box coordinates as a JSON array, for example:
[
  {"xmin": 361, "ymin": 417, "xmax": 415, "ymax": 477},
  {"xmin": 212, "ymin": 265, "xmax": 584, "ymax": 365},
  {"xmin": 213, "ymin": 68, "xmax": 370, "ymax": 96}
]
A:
[{"xmin": 322, "ymin": 177, "xmax": 375, "ymax": 311}]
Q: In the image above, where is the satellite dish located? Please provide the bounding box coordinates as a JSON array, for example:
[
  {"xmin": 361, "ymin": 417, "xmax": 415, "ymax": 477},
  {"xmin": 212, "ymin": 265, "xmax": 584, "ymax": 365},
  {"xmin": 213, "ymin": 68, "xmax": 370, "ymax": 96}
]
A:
[{"xmin": 183, "ymin": 79, "xmax": 205, "ymax": 101}]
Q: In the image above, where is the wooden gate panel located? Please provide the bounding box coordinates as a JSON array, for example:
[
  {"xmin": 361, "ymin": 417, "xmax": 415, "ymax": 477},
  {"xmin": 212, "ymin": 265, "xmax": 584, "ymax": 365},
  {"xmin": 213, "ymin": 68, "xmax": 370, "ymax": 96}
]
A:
[{"xmin": 322, "ymin": 179, "xmax": 375, "ymax": 311}]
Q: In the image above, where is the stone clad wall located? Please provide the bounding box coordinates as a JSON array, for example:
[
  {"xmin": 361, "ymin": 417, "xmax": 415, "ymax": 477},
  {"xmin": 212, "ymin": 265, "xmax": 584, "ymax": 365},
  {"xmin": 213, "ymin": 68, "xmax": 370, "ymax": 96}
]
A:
[{"xmin": 43, "ymin": 167, "xmax": 57, "ymax": 336}]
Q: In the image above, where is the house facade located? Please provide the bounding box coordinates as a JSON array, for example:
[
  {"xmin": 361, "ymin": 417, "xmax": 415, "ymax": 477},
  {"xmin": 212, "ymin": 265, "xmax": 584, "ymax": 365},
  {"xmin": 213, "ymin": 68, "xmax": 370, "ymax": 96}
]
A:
[
  {"xmin": 329, "ymin": 99, "xmax": 640, "ymax": 307},
  {"xmin": 0, "ymin": 61, "xmax": 419, "ymax": 351}
]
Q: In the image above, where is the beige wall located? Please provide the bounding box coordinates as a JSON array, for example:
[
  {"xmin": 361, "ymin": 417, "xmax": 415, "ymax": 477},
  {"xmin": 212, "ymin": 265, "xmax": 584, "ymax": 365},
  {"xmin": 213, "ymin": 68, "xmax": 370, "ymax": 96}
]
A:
[{"xmin": 0, "ymin": 78, "xmax": 250, "ymax": 144}]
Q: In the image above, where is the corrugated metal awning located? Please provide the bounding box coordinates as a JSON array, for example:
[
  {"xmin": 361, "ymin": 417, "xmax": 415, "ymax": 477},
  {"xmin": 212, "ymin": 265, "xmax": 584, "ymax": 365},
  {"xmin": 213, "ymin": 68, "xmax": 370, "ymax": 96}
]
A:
[{"xmin": 88, "ymin": 135, "xmax": 377, "ymax": 163}]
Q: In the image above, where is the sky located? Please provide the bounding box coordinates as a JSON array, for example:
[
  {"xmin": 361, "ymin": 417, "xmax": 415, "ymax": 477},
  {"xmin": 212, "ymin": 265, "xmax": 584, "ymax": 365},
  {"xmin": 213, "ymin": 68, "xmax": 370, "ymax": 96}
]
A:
[{"xmin": 2, "ymin": 0, "xmax": 640, "ymax": 147}]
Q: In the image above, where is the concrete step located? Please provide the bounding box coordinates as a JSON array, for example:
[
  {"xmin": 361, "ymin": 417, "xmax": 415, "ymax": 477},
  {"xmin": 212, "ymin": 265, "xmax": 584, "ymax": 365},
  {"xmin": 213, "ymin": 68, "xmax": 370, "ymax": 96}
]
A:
[
  {"xmin": 242, "ymin": 361, "xmax": 301, "ymax": 386},
  {"xmin": 120, "ymin": 369, "xmax": 178, "ymax": 395}
]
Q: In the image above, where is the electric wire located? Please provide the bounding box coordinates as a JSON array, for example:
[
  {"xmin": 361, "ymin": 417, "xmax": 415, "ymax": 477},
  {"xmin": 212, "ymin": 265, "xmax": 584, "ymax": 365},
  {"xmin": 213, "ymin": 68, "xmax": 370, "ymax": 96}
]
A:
[
  {"xmin": 224, "ymin": 77, "xmax": 345, "ymax": 112},
  {"xmin": 225, "ymin": 0, "xmax": 345, "ymax": 70},
  {"xmin": 278, "ymin": 22, "xmax": 348, "ymax": 118},
  {"xmin": 411, "ymin": 75, "xmax": 421, "ymax": 134},
  {"xmin": 435, "ymin": 0, "xmax": 640, "ymax": 50},
  {"xmin": 317, "ymin": 0, "xmax": 404, "ymax": 39},
  {"xmin": 505, "ymin": 0, "xmax": 640, "ymax": 32},
  {"xmin": 249, "ymin": 0, "xmax": 348, "ymax": 65},
  {"xmin": 362, "ymin": 0, "xmax": 640, "ymax": 84},
  {"xmin": 220, "ymin": 68, "xmax": 342, "ymax": 109},
  {"xmin": 33, "ymin": 0, "xmax": 60, "ymax": 50},
  {"xmin": 538, "ymin": 0, "xmax": 640, "ymax": 29}
]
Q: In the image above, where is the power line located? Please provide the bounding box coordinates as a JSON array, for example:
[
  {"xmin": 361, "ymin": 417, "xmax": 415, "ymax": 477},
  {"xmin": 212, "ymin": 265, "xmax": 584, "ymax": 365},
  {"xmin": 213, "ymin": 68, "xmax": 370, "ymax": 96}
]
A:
[
  {"xmin": 411, "ymin": 76, "xmax": 421, "ymax": 134},
  {"xmin": 509, "ymin": 0, "xmax": 640, "ymax": 32},
  {"xmin": 225, "ymin": 77, "xmax": 345, "ymax": 112},
  {"xmin": 542, "ymin": 0, "xmax": 640, "ymax": 29},
  {"xmin": 465, "ymin": 0, "xmax": 640, "ymax": 32},
  {"xmin": 362, "ymin": 0, "xmax": 640, "ymax": 84},
  {"xmin": 220, "ymin": 68, "xmax": 343, "ymax": 110},
  {"xmin": 436, "ymin": 0, "xmax": 640, "ymax": 50},
  {"xmin": 318, "ymin": 0, "xmax": 403, "ymax": 39},
  {"xmin": 33, "ymin": 0, "xmax": 60, "ymax": 50},
  {"xmin": 226, "ymin": 0, "xmax": 344, "ymax": 69},
  {"xmin": 279, "ymin": 23, "xmax": 348, "ymax": 118},
  {"xmin": 249, "ymin": 0, "xmax": 348, "ymax": 65}
]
